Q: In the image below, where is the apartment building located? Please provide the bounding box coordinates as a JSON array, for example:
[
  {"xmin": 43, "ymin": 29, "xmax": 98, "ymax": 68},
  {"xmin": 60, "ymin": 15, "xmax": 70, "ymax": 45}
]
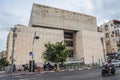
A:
[{"xmin": 98, "ymin": 20, "xmax": 120, "ymax": 57}]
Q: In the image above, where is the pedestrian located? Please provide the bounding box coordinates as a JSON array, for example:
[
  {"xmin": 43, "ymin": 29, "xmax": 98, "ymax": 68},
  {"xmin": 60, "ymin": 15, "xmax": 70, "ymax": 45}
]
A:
[
  {"xmin": 37, "ymin": 66, "xmax": 41, "ymax": 72},
  {"xmin": 13, "ymin": 64, "xmax": 16, "ymax": 72},
  {"xmin": 43, "ymin": 64, "xmax": 46, "ymax": 71}
]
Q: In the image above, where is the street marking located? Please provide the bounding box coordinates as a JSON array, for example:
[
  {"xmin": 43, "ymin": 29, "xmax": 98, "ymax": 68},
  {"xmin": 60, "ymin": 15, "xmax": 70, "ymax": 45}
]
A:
[
  {"xmin": 50, "ymin": 71, "xmax": 55, "ymax": 72},
  {"xmin": 60, "ymin": 70, "xmax": 65, "ymax": 72},
  {"xmin": 68, "ymin": 69, "xmax": 74, "ymax": 71},
  {"xmin": 19, "ymin": 78, "xmax": 36, "ymax": 80},
  {"xmin": 40, "ymin": 71, "xmax": 45, "ymax": 73},
  {"xmin": 78, "ymin": 68, "xmax": 83, "ymax": 70},
  {"xmin": 15, "ymin": 75, "xmax": 22, "ymax": 78}
]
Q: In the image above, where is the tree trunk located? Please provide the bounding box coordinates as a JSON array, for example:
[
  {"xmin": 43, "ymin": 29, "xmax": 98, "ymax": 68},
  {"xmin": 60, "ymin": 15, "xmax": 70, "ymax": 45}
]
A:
[{"xmin": 56, "ymin": 63, "xmax": 60, "ymax": 72}]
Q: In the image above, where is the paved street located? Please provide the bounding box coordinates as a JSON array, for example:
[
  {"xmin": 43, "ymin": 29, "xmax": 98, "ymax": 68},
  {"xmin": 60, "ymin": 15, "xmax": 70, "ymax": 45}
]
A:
[{"xmin": 0, "ymin": 67, "xmax": 120, "ymax": 80}]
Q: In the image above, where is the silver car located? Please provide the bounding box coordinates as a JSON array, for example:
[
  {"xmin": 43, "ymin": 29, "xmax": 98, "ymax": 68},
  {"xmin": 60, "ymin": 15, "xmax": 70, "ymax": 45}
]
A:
[{"xmin": 111, "ymin": 60, "xmax": 120, "ymax": 67}]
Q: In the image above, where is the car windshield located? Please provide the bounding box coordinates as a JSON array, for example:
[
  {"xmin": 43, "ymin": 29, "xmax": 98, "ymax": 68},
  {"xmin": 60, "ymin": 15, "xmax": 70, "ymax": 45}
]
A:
[{"xmin": 112, "ymin": 60, "xmax": 120, "ymax": 62}]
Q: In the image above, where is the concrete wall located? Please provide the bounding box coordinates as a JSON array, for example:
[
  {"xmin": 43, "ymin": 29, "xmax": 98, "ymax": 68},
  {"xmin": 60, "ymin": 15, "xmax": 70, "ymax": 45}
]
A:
[
  {"xmin": 81, "ymin": 30, "xmax": 105, "ymax": 64},
  {"xmin": 29, "ymin": 3, "xmax": 97, "ymax": 31},
  {"xmin": 76, "ymin": 31, "xmax": 84, "ymax": 61}
]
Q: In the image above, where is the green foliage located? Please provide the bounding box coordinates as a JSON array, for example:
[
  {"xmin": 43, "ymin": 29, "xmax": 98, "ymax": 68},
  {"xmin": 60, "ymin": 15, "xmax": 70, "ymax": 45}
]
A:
[
  {"xmin": 94, "ymin": 63, "xmax": 99, "ymax": 67},
  {"xmin": 42, "ymin": 41, "xmax": 68, "ymax": 63},
  {"xmin": 0, "ymin": 57, "xmax": 9, "ymax": 66}
]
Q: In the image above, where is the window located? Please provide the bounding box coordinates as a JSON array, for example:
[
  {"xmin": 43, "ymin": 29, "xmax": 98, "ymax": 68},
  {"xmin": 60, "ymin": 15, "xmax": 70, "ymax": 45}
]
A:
[
  {"xmin": 112, "ymin": 31, "xmax": 114, "ymax": 34},
  {"xmin": 65, "ymin": 41, "xmax": 73, "ymax": 47},
  {"xmin": 105, "ymin": 25, "xmax": 108, "ymax": 31},
  {"xmin": 64, "ymin": 31, "xmax": 75, "ymax": 57},
  {"xmin": 111, "ymin": 34, "xmax": 114, "ymax": 37},
  {"xmin": 68, "ymin": 50, "xmax": 74, "ymax": 58},
  {"xmin": 111, "ymin": 32, "xmax": 114, "ymax": 37},
  {"xmin": 115, "ymin": 30, "xmax": 118, "ymax": 35},
  {"xmin": 106, "ymin": 40, "xmax": 110, "ymax": 45},
  {"xmin": 115, "ymin": 30, "xmax": 120, "ymax": 35},
  {"xmin": 106, "ymin": 33, "xmax": 109, "ymax": 37},
  {"xmin": 97, "ymin": 27, "xmax": 102, "ymax": 32},
  {"xmin": 111, "ymin": 31, "xmax": 115, "ymax": 37},
  {"xmin": 64, "ymin": 32, "xmax": 73, "ymax": 39},
  {"xmin": 111, "ymin": 23, "xmax": 113, "ymax": 26}
]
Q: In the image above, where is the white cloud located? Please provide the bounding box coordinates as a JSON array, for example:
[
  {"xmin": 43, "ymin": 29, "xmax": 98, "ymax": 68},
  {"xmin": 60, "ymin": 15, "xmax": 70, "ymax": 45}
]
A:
[{"xmin": 81, "ymin": 0, "xmax": 94, "ymax": 13}]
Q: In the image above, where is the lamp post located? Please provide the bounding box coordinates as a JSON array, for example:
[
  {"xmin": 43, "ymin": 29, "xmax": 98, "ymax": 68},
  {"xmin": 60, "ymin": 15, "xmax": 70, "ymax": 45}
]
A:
[
  {"xmin": 29, "ymin": 32, "xmax": 35, "ymax": 72},
  {"xmin": 29, "ymin": 31, "xmax": 39, "ymax": 72}
]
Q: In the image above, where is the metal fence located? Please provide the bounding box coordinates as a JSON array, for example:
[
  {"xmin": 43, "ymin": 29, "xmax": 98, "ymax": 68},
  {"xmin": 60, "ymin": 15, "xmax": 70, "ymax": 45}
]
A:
[{"xmin": 5, "ymin": 66, "xmax": 13, "ymax": 73}]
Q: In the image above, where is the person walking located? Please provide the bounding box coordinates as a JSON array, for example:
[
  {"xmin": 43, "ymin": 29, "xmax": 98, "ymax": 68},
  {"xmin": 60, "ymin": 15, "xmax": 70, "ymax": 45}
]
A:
[{"xmin": 37, "ymin": 66, "xmax": 41, "ymax": 73}]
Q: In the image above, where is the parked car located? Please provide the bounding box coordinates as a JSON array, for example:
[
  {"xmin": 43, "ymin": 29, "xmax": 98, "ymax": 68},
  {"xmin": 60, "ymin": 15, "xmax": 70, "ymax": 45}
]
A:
[{"xmin": 111, "ymin": 60, "xmax": 120, "ymax": 67}]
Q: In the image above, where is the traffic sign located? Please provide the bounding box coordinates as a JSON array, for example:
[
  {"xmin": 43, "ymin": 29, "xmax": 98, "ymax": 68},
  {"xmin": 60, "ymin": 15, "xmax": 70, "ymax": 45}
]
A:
[{"xmin": 29, "ymin": 52, "xmax": 33, "ymax": 56}]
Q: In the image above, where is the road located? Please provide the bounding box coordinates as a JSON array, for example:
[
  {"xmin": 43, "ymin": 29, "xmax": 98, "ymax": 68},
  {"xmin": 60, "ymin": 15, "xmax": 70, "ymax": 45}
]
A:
[{"xmin": 0, "ymin": 67, "xmax": 120, "ymax": 80}]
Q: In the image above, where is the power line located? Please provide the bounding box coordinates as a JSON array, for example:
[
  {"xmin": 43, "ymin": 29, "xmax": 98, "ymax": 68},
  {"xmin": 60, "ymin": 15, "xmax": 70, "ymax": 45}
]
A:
[{"xmin": 0, "ymin": 28, "xmax": 10, "ymax": 31}]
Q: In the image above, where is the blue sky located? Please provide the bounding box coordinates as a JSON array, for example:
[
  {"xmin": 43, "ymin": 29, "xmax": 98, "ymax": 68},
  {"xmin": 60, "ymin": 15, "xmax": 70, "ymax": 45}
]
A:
[{"xmin": 0, "ymin": 0, "xmax": 120, "ymax": 52}]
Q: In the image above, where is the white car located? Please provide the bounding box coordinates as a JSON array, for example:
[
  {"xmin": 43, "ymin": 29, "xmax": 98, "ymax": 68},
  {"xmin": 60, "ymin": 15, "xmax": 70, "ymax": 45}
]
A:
[{"xmin": 111, "ymin": 60, "xmax": 120, "ymax": 67}]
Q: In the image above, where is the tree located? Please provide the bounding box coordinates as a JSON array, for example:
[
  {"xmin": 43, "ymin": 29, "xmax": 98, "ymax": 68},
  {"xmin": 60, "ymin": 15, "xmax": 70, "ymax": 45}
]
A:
[
  {"xmin": 0, "ymin": 57, "xmax": 9, "ymax": 66},
  {"xmin": 42, "ymin": 41, "xmax": 68, "ymax": 71}
]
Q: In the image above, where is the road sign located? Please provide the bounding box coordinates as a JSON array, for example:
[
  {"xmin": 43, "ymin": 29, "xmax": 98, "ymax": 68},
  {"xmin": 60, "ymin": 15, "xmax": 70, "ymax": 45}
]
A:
[{"xmin": 29, "ymin": 52, "xmax": 33, "ymax": 56}]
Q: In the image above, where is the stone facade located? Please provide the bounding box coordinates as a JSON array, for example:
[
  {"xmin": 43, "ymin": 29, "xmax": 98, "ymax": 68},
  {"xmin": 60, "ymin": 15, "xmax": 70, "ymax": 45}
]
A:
[
  {"xmin": 29, "ymin": 3, "xmax": 97, "ymax": 31},
  {"xmin": 80, "ymin": 30, "xmax": 105, "ymax": 64},
  {"xmin": 7, "ymin": 24, "xmax": 64, "ymax": 65}
]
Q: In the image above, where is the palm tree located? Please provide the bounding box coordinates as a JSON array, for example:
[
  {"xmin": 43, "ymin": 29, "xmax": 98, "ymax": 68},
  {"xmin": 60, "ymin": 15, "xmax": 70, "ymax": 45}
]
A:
[{"xmin": 42, "ymin": 41, "xmax": 68, "ymax": 71}]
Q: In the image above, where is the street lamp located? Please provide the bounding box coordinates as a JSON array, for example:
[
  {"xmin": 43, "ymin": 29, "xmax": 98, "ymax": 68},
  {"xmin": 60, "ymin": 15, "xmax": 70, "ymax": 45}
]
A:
[{"xmin": 29, "ymin": 31, "xmax": 39, "ymax": 72}]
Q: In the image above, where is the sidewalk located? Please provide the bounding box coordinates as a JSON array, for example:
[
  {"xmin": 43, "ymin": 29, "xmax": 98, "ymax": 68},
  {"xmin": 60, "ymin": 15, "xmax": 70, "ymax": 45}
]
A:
[
  {"xmin": 0, "ymin": 67, "xmax": 100, "ymax": 76},
  {"xmin": 8, "ymin": 67, "xmax": 90, "ymax": 75},
  {"xmin": 10, "ymin": 70, "xmax": 58, "ymax": 75}
]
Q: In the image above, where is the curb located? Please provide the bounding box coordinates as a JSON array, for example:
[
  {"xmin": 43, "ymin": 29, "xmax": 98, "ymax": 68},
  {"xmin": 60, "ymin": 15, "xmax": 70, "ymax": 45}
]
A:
[{"xmin": 2, "ymin": 67, "xmax": 100, "ymax": 76}]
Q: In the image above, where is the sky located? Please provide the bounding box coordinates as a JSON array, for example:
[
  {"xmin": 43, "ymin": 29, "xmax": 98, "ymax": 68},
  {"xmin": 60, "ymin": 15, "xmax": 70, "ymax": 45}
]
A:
[{"xmin": 0, "ymin": 0, "xmax": 120, "ymax": 52}]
